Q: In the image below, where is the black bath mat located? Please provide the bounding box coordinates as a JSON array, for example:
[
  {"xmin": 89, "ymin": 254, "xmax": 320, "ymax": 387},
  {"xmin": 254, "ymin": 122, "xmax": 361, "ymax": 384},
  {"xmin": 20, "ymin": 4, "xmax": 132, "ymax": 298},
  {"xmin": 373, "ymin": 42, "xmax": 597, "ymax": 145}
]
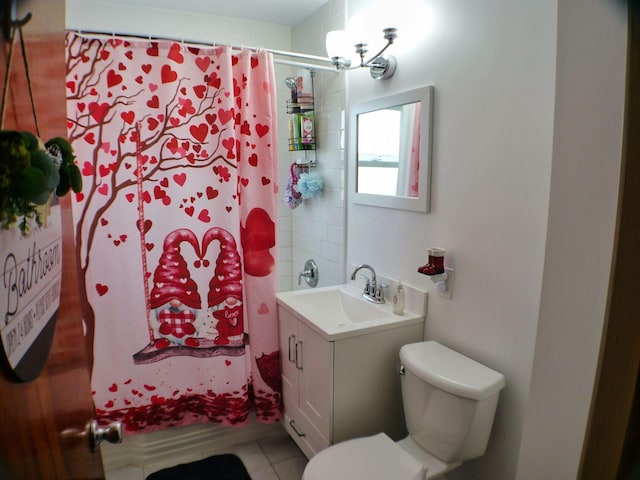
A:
[{"xmin": 145, "ymin": 454, "xmax": 252, "ymax": 480}]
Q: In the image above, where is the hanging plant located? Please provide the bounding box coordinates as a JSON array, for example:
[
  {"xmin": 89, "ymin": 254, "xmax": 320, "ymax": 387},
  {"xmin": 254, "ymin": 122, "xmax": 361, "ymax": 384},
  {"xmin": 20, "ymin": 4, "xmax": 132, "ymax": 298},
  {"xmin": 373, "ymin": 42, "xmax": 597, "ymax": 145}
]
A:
[
  {"xmin": 0, "ymin": 130, "xmax": 82, "ymax": 234},
  {"xmin": 0, "ymin": 16, "xmax": 81, "ymax": 234}
]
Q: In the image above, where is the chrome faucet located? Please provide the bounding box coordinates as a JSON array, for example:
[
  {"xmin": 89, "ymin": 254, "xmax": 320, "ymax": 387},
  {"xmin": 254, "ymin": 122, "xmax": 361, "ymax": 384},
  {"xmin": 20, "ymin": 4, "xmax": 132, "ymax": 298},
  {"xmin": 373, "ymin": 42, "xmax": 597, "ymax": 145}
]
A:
[{"xmin": 350, "ymin": 264, "xmax": 387, "ymax": 304}]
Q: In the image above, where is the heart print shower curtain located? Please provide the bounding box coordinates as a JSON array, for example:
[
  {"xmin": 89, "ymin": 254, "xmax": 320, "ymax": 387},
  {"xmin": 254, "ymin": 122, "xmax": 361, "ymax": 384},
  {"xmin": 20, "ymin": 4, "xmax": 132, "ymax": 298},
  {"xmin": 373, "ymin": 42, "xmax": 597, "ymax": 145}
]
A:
[{"xmin": 65, "ymin": 32, "xmax": 281, "ymax": 431}]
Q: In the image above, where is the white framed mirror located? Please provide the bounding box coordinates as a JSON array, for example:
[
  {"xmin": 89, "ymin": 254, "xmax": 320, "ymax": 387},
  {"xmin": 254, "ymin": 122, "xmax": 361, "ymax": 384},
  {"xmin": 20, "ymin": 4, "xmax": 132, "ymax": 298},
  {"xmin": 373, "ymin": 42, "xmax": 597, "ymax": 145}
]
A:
[{"xmin": 349, "ymin": 86, "xmax": 433, "ymax": 212}]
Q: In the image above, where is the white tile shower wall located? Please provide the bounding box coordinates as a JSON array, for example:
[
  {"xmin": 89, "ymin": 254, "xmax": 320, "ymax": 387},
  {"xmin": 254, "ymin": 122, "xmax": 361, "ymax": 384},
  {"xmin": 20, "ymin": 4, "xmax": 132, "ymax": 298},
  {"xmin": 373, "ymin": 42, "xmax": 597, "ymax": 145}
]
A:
[
  {"xmin": 276, "ymin": 64, "xmax": 295, "ymax": 291},
  {"xmin": 288, "ymin": 0, "xmax": 347, "ymax": 291}
]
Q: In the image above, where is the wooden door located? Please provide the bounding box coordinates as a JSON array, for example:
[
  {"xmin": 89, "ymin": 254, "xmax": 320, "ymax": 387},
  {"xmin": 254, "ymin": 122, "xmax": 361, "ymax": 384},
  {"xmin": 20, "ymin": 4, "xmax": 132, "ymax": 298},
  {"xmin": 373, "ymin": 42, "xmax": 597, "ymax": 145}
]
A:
[
  {"xmin": 0, "ymin": 197, "xmax": 106, "ymax": 480},
  {"xmin": 579, "ymin": 2, "xmax": 640, "ymax": 477},
  {"xmin": 0, "ymin": 0, "xmax": 106, "ymax": 478}
]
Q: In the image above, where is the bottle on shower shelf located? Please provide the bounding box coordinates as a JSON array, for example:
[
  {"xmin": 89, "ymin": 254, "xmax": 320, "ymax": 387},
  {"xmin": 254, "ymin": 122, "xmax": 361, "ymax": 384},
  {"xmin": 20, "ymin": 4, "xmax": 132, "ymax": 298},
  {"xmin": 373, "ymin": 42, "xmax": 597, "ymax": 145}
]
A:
[
  {"xmin": 301, "ymin": 111, "xmax": 314, "ymax": 148},
  {"xmin": 296, "ymin": 69, "xmax": 312, "ymax": 108}
]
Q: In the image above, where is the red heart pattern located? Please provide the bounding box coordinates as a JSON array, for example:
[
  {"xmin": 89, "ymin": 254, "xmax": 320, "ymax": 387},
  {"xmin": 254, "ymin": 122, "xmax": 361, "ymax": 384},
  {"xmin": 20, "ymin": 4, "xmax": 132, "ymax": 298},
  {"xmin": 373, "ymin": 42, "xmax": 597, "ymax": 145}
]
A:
[
  {"xmin": 82, "ymin": 161, "xmax": 94, "ymax": 176},
  {"xmin": 147, "ymin": 95, "xmax": 159, "ymax": 108},
  {"xmin": 193, "ymin": 85, "xmax": 206, "ymax": 98},
  {"xmin": 168, "ymin": 43, "xmax": 184, "ymax": 64},
  {"xmin": 255, "ymin": 124, "xmax": 269, "ymax": 138},
  {"xmin": 218, "ymin": 108, "xmax": 234, "ymax": 125},
  {"xmin": 197, "ymin": 209, "xmax": 211, "ymax": 223},
  {"xmin": 107, "ymin": 69, "xmax": 123, "ymax": 87},
  {"xmin": 161, "ymin": 64, "xmax": 178, "ymax": 83},
  {"xmin": 206, "ymin": 186, "xmax": 219, "ymax": 199},
  {"xmin": 89, "ymin": 102, "xmax": 110, "ymax": 123},
  {"xmin": 173, "ymin": 173, "xmax": 187, "ymax": 186},
  {"xmin": 136, "ymin": 219, "xmax": 153, "ymax": 234},
  {"xmin": 196, "ymin": 56, "xmax": 210, "ymax": 72},
  {"xmin": 121, "ymin": 111, "xmax": 135, "ymax": 124},
  {"xmin": 147, "ymin": 117, "xmax": 159, "ymax": 130}
]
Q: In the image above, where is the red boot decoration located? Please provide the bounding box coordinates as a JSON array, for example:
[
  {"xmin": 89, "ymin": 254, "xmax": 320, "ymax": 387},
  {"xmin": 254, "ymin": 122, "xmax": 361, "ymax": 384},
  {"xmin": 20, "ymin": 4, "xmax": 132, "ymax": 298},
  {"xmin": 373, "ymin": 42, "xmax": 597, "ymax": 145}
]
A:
[{"xmin": 418, "ymin": 248, "xmax": 446, "ymax": 276}]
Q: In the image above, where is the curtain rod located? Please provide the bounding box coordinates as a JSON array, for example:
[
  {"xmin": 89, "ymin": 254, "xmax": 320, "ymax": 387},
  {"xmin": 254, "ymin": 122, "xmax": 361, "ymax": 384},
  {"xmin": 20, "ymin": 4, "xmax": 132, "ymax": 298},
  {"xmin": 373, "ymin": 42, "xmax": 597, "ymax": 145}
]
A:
[{"xmin": 69, "ymin": 29, "xmax": 339, "ymax": 73}]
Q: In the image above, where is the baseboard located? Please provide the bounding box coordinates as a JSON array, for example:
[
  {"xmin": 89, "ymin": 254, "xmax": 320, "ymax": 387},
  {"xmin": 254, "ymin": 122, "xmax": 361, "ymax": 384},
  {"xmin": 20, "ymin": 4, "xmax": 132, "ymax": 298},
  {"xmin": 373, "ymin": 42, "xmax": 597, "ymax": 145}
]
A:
[{"xmin": 100, "ymin": 416, "xmax": 285, "ymax": 471}]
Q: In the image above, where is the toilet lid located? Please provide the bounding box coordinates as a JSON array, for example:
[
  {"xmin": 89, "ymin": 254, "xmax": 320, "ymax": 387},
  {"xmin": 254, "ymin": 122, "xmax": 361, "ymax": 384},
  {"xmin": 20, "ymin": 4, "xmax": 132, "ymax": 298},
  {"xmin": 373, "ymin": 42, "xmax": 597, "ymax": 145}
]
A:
[{"xmin": 303, "ymin": 433, "xmax": 424, "ymax": 480}]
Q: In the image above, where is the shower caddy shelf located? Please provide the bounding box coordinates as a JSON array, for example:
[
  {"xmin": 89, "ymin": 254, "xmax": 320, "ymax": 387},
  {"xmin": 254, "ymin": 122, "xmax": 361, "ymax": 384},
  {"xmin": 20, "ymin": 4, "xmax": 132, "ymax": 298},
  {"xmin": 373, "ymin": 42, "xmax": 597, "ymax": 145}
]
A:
[{"xmin": 286, "ymin": 69, "xmax": 316, "ymax": 167}]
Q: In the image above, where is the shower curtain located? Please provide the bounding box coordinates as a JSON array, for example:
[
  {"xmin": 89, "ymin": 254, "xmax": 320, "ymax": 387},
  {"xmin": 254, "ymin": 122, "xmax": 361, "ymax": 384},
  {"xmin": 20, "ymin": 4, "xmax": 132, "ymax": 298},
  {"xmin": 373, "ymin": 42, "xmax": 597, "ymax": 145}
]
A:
[
  {"xmin": 396, "ymin": 103, "xmax": 421, "ymax": 198},
  {"xmin": 65, "ymin": 32, "xmax": 281, "ymax": 431}
]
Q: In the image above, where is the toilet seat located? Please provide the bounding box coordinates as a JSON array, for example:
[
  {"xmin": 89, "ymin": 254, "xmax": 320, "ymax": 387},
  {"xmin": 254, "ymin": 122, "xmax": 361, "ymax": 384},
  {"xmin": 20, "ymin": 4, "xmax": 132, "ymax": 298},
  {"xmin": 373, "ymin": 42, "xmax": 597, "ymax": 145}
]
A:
[{"xmin": 302, "ymin": 433, "xmax": 425, "ymax": 480}]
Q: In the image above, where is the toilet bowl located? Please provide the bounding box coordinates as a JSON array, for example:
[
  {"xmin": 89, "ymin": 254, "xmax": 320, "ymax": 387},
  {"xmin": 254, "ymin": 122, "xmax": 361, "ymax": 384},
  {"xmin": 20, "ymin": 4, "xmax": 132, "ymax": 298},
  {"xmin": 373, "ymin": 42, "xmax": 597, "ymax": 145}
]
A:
[
  {"xmin": 302, "ymin": 433, "xmax": 458, "ymax": 480},
  {"xmin": 302, "ymin": 341, "xmax": 505, "ymax": 480},
  {"xmin": 303, "ymin": 433, "xmax": 424, "ymax": 480}
]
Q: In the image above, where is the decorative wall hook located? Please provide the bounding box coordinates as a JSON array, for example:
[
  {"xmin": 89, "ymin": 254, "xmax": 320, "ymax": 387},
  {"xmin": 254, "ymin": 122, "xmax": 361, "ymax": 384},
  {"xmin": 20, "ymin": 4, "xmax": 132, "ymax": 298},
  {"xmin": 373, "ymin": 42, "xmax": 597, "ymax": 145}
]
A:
[{"xmin": 1, "ymin": 0, "xmax": 31, "ymax": 44}]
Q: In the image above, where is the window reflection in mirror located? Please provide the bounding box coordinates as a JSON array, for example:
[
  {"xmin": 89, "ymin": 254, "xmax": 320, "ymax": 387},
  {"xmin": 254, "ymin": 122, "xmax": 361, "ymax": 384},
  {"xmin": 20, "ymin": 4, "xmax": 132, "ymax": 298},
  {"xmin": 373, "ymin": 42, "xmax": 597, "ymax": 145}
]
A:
[
  {"xmin": 356, "ymin": 101, "xmax": 421, "ymax": 198},
  {"xmin": 349, "ymin": 86, "xmax": 433, "ymax": 213}
]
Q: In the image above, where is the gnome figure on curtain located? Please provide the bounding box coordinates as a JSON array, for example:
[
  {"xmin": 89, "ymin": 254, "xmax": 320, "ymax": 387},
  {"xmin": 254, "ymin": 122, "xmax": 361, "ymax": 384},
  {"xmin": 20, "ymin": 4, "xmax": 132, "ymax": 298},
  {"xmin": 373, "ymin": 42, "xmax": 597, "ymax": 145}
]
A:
[
  {"xmin": 149, "ymin": 229, "xmax": 203, "ymax": 349},
  {"xmin": 202, "ymin": 227, "xmax": 245, "ymax": 346}
]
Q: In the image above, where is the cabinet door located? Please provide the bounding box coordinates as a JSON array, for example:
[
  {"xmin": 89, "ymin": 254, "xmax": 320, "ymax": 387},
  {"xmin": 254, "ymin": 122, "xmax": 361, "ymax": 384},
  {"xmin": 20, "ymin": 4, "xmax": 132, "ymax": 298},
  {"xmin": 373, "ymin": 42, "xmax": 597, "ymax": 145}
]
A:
[
  {"xmin": 278, "ymin": 306, "xmax": 299, "ymax": 410},
  {"xmin": 298, "ymin": 322, "xmax": 333, "ymax": 443}
]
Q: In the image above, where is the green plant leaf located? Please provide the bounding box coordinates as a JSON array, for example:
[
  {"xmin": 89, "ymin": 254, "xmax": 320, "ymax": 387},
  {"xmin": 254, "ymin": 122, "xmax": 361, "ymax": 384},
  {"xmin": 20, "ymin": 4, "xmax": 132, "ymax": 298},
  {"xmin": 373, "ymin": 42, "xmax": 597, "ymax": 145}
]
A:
[
  {"xmin": 45, "ymin": 137, "xmax": 76, "ymax": 164},
  {"xmin": 20, "ymin": 131, "xmax": 40, "ymax": 152},
  {"xmin": 16, "ymin": 166, "xmax": 48, "ymax": 204},
  {"xmin": 68, "ymin": 164, "xmax": 83, "ymax": 193},
  {"xmin": 30, "ymin": 150, "xmax": 59, "ymax": 190},
  {"xmin": 56, "ymin": 171, "xmax": 71, "ymax": 196}
]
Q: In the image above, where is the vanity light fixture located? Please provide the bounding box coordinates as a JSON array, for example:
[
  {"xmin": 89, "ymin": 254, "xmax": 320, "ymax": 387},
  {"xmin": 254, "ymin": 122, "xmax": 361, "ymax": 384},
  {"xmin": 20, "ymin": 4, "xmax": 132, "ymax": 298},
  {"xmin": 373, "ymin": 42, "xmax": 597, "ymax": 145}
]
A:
[{"xmin": 325, "ymin": 27, "xmax": 398, "ymax": 80}]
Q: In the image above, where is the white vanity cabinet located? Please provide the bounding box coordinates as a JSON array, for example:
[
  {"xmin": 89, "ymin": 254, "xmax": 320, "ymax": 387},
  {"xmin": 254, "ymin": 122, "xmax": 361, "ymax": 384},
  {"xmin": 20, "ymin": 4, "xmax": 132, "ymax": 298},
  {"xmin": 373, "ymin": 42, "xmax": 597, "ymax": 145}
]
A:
[{"xmin": 277, "ymin": 303, "xmax": 424, "ymax": 459}]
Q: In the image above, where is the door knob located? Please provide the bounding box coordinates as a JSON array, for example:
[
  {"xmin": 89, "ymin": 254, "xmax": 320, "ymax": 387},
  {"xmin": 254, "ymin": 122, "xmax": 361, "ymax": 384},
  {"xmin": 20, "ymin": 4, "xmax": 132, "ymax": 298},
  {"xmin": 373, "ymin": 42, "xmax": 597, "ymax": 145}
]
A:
[{"xmin": 87, "ymin": 419, "xmax": 123, "ymax": 452}]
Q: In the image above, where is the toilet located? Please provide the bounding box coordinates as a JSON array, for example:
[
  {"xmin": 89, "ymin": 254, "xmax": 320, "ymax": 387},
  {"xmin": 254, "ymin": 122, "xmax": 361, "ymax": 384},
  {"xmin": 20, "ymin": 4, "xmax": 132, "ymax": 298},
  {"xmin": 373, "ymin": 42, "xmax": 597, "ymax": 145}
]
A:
[{"xmin": 302, "ymin": 341, "xmax": 506, "ymax": 480}]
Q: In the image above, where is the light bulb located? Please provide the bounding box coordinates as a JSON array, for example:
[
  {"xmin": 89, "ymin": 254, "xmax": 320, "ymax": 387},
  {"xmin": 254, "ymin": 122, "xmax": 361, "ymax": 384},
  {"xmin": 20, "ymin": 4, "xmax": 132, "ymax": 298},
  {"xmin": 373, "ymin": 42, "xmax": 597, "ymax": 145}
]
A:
[{"xmin": 325, "ymin": 30, "xmax": 351, "ymax": 60}]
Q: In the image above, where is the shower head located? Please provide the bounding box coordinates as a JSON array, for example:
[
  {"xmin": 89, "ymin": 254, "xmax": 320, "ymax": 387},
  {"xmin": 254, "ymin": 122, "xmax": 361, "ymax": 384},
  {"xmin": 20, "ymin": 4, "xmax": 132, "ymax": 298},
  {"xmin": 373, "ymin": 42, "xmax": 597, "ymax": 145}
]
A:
[
  {"xmin": 285, "ymin": 77, "xmax": 297, "ymax": 92},
  {"xmin": 285, "ymin": 77, "xmax": 298, "ymax": 106}
]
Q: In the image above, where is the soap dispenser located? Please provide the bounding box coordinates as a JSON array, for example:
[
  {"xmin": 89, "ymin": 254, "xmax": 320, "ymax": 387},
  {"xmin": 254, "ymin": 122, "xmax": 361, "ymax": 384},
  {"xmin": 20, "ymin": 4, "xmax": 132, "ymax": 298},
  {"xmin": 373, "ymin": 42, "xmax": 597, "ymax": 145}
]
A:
[{"xmin": 393, "ymin": 280, "xmax": 405, "ymax": 315}]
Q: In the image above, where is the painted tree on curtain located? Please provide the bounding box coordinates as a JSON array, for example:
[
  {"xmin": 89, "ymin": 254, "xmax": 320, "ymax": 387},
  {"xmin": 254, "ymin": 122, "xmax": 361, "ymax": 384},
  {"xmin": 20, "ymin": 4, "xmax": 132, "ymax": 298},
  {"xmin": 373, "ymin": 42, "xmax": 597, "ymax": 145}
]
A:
[{"xmin": 65, "ymin": 32, "xmax": 281, "ymax": 431}]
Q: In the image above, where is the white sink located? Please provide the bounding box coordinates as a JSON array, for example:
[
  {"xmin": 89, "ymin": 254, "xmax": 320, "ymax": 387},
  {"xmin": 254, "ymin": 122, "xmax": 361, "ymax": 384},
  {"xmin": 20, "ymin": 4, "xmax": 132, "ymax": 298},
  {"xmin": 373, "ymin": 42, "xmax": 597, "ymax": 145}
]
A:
[
  {"xmin": 277, "ymin": 284, "xmax": 424, "ymax": 340},
  {"xmin": 280, "ymin": 286, "xmax": 388, "ymax": 323}
]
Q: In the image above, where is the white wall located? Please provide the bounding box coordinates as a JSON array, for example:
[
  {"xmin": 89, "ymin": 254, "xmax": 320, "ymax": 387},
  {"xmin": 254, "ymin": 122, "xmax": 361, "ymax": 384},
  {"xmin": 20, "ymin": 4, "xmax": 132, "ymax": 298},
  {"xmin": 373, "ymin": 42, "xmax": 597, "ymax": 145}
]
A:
[
  {"xmin": 66, "ymin": 0, "xmax": 291, "ymax": 48},
  {"xmin": 516, "ymin": 0, "xmax": 627, "ymax": 477},
  {"xmin": 345, "ymin": 0, "xmax": 557, "ymax": 478},
  {"xmin": 341, "ymin": 0, "xmax": 627, "ymax": 478}
]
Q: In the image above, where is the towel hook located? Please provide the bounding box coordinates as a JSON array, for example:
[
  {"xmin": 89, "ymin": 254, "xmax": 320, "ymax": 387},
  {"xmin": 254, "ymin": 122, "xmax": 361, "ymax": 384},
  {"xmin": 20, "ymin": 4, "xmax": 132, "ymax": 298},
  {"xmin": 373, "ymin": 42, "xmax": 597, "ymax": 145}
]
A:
[{"xmin": 2, "ymin": 0, "xmax": 31, "ymax": 44}]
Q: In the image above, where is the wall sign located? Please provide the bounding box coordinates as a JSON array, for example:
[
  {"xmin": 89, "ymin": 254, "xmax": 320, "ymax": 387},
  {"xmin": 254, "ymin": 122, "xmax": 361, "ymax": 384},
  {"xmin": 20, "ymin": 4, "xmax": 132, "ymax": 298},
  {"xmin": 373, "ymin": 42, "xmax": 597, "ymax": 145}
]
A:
[{"xmin": 0, "ymin": 202, "xmax": 62, "ymax": 382}]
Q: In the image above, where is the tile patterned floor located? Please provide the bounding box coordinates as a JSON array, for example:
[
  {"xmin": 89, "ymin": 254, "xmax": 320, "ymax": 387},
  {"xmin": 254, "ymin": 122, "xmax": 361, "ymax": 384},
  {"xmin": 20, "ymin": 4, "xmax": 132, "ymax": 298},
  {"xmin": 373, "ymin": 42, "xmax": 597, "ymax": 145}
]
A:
[{"xmin": 105, "ymin": 433, "xmax": 308, "ymax": 480}]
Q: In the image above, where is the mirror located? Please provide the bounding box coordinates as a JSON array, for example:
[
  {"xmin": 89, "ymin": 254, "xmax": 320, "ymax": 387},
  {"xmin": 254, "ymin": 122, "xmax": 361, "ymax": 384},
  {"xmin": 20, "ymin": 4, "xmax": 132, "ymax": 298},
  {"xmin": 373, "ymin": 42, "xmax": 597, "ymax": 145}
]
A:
[{"xmin": 349, "ymin": 86, "xmax": 433, "ymax": 212}]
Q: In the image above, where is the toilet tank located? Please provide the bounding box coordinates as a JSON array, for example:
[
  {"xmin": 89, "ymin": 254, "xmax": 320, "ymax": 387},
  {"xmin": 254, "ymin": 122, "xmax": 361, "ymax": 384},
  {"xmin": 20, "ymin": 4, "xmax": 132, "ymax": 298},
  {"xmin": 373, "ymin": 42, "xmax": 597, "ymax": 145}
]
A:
[{"xmin": 399, "ymin": 341, "xmax": 505, "ymax": 463}]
